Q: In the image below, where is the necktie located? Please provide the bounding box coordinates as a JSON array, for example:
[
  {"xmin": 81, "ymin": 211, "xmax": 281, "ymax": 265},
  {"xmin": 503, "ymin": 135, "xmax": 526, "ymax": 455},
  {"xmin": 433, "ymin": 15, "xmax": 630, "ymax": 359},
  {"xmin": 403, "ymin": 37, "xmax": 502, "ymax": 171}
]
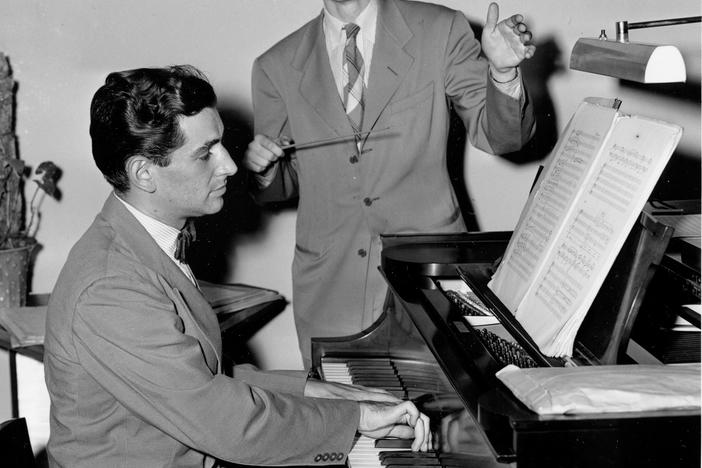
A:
[
  {"xmin": 174, "ymin": 219, "xmax": 196, "ymax": 264},
  {"xmin": 343, "ymin": 23, "xmax": 364, "ymax": 137}
]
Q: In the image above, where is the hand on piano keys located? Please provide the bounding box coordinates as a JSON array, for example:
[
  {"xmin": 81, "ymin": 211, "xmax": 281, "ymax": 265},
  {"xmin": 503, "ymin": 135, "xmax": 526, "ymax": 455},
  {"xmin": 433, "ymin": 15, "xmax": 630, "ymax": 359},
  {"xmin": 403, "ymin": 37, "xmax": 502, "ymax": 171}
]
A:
[
  {"xmin": 304, "ymin": 378, "xmax": 432, "ymax": 452},
  {"xmin": 358, "ymin": 400, "xmax": 432, "ymax": 452}
]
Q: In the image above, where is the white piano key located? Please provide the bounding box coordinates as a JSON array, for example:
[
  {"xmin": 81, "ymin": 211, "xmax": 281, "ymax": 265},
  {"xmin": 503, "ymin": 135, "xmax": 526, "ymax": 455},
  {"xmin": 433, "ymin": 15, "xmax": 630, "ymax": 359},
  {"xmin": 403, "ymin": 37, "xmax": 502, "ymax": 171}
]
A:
[{"xmin": 322, "ymin": 357, "xmax": 412, "ymax": 468}]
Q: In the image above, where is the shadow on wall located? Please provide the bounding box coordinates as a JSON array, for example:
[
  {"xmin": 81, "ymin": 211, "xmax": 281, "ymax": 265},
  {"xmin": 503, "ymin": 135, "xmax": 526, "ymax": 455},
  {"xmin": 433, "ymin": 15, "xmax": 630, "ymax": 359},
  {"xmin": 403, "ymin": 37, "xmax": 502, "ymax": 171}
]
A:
[
  {"xmin": 189, "ymin": 106, "xmax": 293, "ymax": 284},
  {"xmin": 448, "ymin": 29, "xmax": 564, "ymax": 231},
  {"xmin": 620, "ymin": 80, "xmax": 701, "ymax": 202}
]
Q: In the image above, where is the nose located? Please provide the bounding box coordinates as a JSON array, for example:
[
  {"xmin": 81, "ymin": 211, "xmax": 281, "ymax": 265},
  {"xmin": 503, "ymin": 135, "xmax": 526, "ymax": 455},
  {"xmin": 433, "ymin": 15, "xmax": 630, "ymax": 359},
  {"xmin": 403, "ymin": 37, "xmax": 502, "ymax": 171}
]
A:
[{"xmin": 217, "ymin": 146, "xmax": 238, "ymax": 177}]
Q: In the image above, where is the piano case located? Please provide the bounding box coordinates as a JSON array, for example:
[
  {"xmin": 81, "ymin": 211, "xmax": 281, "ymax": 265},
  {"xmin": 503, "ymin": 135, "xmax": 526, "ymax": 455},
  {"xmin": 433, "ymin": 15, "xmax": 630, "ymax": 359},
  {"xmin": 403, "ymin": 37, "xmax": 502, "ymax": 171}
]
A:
[{"xmin": 376, "ymin": 212, "xmax": 700, "ymax": 468}]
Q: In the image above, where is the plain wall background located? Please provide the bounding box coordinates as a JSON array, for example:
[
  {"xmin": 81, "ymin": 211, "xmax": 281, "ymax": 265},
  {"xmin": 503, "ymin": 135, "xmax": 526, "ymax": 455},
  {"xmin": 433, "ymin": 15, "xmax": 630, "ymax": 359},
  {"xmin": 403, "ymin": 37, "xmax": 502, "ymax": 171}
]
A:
[{"xmin": 1, "ymin": 0, "xmax": 700, "ymax": 452}]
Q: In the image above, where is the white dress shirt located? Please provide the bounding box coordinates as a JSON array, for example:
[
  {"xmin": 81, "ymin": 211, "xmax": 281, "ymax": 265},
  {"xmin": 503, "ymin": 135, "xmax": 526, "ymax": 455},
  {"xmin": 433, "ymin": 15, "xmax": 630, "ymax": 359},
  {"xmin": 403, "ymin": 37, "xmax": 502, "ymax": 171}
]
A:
[
  {"xmin": 115, "ymin": 195, "xmax": 198, "ymax": 285},
  {"xmin": 322, "ymin": 0, "xmax": 522, "ymax": 99},
  {"xmin": 323, "ymin": 0, "xmax": 377, "ymax": 98}
]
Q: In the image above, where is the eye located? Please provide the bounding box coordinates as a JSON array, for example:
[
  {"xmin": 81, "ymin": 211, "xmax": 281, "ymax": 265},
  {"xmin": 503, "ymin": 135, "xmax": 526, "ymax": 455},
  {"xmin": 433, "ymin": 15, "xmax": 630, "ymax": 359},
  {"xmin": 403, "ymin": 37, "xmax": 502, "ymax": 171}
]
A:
[{"xmin": 196, "ymin": 148, "xmax": 212, "ymax": 161}]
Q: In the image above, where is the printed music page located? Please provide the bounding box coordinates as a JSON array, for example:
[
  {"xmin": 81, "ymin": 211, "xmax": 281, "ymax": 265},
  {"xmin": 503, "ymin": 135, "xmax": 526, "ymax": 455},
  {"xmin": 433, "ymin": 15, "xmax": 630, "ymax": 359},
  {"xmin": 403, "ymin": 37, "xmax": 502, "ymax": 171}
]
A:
[
  {"xmin": 489, "ymin": 100, "xmax": 682, "ymax": 357},
  {"xmin": 488, "ymin": 101, "xmax": 618, "ymax": 311}
]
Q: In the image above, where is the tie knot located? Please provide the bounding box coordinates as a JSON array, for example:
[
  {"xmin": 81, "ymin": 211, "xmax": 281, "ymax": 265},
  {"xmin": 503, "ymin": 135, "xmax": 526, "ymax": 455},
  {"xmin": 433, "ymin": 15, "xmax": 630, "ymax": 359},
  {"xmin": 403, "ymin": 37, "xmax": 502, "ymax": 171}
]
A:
[{"xmin": 344, "ymin": 23, "xmax": 360, "ymax": 39}]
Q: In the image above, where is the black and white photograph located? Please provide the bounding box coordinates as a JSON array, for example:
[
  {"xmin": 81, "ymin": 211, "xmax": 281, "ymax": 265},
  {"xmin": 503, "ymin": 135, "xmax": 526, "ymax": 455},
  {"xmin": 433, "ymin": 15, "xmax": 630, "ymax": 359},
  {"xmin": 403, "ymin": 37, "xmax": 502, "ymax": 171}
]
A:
[{"xmin": 0, "ymin": 1, "xmax": 699, "ymax": 467}]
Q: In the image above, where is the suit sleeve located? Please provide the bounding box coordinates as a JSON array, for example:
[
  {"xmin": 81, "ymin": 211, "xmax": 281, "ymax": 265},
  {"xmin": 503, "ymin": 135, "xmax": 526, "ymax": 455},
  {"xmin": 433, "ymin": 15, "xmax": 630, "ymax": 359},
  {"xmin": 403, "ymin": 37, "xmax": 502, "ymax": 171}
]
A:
[
  {"xmin": 443, "ymin": 11, "xmax": 535, "ymax": 155},
  {"xmin": 232, "ymin": 364, "xmax": 308, "ymax": 395},
  {"xmin": 251, "ymin": 56, "xmax": 301, "ymax": 203},
  {"xmin": 71, "ymin": 275, "xmax": 357, "ymax": 466}
]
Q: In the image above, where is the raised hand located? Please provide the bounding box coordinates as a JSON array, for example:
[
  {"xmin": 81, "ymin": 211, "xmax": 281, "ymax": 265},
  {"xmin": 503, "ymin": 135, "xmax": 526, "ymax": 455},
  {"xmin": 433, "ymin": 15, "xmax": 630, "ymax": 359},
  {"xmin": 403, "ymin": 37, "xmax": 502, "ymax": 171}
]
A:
[{"xmin": 481, "ymin": 2, "xmax": 535, "ymax": 78}]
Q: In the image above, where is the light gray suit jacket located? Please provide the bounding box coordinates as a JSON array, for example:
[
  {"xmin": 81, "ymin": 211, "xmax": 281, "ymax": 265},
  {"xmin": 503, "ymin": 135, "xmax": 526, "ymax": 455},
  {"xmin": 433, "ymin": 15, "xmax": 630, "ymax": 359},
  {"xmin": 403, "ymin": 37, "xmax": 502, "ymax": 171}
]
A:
[
  {"xmin": 252, "ymin": 0, "xmax": 536, "ymax": 360},
  {"xmin": 44, "ymin": 194, "xmax": 357, "ymax": 467}
]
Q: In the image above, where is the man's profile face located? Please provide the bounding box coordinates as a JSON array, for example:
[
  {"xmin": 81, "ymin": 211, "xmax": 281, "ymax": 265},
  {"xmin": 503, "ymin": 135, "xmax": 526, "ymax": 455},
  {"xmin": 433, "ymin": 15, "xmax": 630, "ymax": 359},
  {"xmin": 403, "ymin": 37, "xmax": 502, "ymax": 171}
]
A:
[{"xmin": 149, "ymin": 107, "xmax": 237, "ymax": 228}]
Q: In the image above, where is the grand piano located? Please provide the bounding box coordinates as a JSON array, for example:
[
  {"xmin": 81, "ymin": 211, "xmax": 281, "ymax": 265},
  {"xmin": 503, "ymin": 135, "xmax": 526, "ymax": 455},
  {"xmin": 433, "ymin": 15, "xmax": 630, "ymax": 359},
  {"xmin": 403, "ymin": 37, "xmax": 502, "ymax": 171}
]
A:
[{"xmin": 312, "ymin": 209, "xmax": 701, "ymax": 468}]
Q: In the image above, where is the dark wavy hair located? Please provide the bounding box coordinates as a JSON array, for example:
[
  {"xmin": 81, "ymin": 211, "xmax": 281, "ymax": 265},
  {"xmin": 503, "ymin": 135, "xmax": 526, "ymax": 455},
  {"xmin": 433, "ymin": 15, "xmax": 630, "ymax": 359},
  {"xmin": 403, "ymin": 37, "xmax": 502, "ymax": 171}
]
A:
[{"xmin": 89, "ymin": 65, "xmax": 217, "ymax": 193}]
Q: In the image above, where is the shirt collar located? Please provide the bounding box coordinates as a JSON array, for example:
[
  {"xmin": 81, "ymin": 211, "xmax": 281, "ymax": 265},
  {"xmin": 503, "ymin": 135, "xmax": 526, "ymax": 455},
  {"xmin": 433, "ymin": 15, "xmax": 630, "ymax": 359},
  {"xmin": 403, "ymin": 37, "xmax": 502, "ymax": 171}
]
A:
[
  {"xmin": 114, "ymin": 194, "xmax": 182, "ymax": 262},
  {"xmin": 323, "ymin": 0, "xmax": 378, "ymax": 49}
]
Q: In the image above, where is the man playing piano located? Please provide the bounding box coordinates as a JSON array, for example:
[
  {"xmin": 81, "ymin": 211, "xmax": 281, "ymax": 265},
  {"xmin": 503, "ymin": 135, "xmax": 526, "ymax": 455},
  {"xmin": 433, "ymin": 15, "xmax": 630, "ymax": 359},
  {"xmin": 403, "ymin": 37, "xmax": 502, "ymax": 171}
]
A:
[
  {"xmin": 244, "ymin": 0, "xmax": 536, "ymax": 368},
  {"xmin": 43, "ymin": 65, "xmax": 430, "ymax": 468}
]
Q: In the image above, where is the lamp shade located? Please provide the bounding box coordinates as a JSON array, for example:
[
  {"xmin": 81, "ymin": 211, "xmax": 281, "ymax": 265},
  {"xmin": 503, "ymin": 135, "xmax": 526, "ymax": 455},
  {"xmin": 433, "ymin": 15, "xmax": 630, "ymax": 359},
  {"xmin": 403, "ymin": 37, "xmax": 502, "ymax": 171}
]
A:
[{"xmin": 570, "ymin": 38, "xmax": 686, "ymax": 83}]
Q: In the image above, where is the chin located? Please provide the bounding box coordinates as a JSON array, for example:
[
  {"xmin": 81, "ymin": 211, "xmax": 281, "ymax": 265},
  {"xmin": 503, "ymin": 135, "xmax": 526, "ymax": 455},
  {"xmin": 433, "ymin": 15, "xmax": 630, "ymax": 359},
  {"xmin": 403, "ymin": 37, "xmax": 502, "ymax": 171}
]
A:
[{"xmin": 206, "ymin": 200, "xmax": 225, "ymax": 215}]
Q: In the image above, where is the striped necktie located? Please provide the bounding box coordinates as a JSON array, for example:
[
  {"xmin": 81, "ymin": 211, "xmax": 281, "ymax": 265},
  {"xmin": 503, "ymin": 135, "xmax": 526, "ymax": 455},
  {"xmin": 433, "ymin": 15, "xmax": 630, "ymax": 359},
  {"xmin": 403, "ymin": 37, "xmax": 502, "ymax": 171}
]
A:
[
  {"xmin": 174, "ymin": 219, "xmax": 196, "ymax": 264},
  {"xmin": 343, "ymin": 23, "xmax": 364, "ymax": 136}
]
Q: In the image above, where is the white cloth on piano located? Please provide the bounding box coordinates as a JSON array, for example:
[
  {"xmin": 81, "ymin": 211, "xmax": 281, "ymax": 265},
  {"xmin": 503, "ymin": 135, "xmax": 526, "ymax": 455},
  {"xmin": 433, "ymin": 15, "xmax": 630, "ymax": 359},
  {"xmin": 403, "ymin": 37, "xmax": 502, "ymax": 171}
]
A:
[{"xmin": 497, "ymin": 363, "xmax": 701, "ymax": 415}]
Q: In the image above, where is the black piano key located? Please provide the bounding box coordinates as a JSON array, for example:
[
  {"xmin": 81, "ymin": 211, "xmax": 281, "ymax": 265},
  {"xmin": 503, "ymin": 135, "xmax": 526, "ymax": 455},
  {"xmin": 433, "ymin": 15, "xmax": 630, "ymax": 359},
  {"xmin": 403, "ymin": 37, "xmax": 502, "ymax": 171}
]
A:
[
  {"xmin": 349, "ymin": 371, "xmax": 398, "ymax": 377},
  {"xmin": 351, "ymin": 375, "xmax": 399, "ymax": 381},
  {"xmin": 379, "ymin": 451, "xmax": 492, "ymax": 468},
  {"xmin": 349, "ymin": 369, "xmax": 398, "ymax": 379},
  {"xmin": 375, "ymin": 438, "xmax": 414, "ymax": 449},
  {"xmin": 348, "ymin": 364, "xmax": 396, "ymax": 370},
  {"xmin": 352, "ymin": 379, "xmax": 401, "ymax": 386},
  {"xmin": 383, "ymin": 463, "xmax": 441, "ymax": 467},
  {"xmin": 399, "ymin": 375, "xmax": 441, "ymax": 383},
  {"xmin": 384, "ymin": 465, "xmax": 439, "ymax": 468},
  {"xmin": 393, "ymin": 367, "xmax": 439, "ymax": 376},
  {"xmin": 382, "ymin": 456, "xmax": 441, "ymax": 463},
  {"xmin": 379, "ymin": 451, "xmax": 437, "ymax": 460},
  {"xmin": 438, "ymin": 455, "xmax": 497, "ymax": 467},
  {"xmin": 352, "ymin": 376, "xmax": 402, "ymax": 384},
  {"xmin": 346, "ymin": 359, "xmax": 393, "ymax": 367},
  {"xmin": 349, "ymin": 376, "xmax": 401, "ymax": 382}
]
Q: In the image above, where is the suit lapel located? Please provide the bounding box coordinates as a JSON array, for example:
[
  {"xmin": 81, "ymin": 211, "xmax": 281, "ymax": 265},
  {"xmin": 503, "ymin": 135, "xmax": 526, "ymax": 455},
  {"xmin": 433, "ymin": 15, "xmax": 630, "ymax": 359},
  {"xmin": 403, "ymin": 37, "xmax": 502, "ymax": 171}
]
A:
[
  {"xmin": 363, "ymin": 0, "xmax": 414, "ymax": 137},
  {"xmin": 101, "ymin": 194, "xmax": 221, "ymax": 374},
  {"xmin": 295, "ymin": 13, "xmax": 352, "ymax": 136}
]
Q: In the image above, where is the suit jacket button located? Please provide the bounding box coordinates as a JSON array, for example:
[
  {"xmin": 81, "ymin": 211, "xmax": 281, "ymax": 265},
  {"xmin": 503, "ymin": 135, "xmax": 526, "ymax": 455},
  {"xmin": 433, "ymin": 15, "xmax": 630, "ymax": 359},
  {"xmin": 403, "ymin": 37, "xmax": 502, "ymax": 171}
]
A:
[
  {"xmin": 363, "ymin": 197, "xmax": 372, "ymax": 206},
  {"xmin": 349, "ymin": 155, "xmax": 359, "ymax": 164},
  {"xmin": 322, "ymin": 453, "xmax": 330, "ymax": 461},
  {"xmin": 357, "ymin": 249, "xmax": 367, "ymax": 258},
  {"xmin": 314, "ymin": 454, "xmax": 322, "ymax": 462}
]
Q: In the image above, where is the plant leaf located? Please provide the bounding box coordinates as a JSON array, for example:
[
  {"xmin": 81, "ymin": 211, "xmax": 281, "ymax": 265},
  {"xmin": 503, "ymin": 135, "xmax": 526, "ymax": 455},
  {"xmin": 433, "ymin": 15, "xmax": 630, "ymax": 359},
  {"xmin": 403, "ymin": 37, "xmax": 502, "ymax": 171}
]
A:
[{"xmin": 34, "ymin": 161, "xmax": 60, "ymax": 197}]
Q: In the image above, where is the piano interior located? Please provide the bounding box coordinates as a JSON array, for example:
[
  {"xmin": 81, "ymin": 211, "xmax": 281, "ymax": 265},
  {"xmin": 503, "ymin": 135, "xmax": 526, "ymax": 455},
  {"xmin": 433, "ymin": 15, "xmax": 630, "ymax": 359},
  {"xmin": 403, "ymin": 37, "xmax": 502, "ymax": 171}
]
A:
[{"xmin": 312, "ymin": 204, "xmax": 701, "ymax": 468}]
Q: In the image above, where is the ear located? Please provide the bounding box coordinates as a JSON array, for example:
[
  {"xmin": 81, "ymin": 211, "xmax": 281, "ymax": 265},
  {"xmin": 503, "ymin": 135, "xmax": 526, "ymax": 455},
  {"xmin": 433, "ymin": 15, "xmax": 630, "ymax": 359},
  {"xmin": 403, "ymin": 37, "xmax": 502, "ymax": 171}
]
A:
[{"xmin": 126, "ymin": 156, "xmax": 156, "ymax": 193}]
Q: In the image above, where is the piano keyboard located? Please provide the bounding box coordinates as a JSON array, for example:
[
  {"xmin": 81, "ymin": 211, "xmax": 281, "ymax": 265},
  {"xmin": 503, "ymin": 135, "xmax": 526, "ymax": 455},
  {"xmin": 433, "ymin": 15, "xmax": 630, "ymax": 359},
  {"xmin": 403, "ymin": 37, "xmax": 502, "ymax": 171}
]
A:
[
  {"xmin": 474, "ymin": 329, "xmax": 539, "ymax": 369},
  {"xmin": 321, "ymin": 357, "xmax": 468, "ymax": 468},
  {"xmin": 322, "ymin": 357, "xmax": 452, "ymax": 400},
  {"xmin": 322, "ymin": 359, "xmax": 411, "ymax": 468}
]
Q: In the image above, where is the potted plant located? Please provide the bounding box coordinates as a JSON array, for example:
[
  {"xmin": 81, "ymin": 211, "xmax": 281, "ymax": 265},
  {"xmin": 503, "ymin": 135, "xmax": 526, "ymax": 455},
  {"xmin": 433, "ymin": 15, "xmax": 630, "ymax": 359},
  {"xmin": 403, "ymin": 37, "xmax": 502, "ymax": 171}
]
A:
[{"xmin": 0, "ymin": 52, "xmax": 60, "ymax": 308}]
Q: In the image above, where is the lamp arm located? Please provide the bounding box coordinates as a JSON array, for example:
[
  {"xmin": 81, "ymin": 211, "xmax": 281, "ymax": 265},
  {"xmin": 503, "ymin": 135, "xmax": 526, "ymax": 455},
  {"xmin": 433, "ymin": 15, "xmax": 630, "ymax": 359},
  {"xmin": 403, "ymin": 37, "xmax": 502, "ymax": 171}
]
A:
[
  {"xmin": 628, "ymin": 16, "xmax": 702, "ymax": 30},
  {"xmin": 616, "ymin": 16, "xmax": 701, "ymax": 42}
]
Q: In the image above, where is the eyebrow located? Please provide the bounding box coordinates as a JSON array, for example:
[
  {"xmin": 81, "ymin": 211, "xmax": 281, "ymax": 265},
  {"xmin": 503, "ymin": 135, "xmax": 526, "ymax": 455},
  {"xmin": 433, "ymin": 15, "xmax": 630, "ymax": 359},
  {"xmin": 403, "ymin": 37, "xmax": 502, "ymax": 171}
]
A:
[{"xmin": 192, "ymin": 138, "xmax": 221, "ymax": 156}]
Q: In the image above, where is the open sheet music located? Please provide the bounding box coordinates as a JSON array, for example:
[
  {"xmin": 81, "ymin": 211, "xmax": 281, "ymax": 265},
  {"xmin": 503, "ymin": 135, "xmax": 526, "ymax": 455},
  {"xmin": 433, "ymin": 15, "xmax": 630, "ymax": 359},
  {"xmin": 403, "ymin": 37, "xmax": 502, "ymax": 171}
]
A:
[{"xmin": 488, "ymin": 98, "xmax": 682, "ymax": 357}]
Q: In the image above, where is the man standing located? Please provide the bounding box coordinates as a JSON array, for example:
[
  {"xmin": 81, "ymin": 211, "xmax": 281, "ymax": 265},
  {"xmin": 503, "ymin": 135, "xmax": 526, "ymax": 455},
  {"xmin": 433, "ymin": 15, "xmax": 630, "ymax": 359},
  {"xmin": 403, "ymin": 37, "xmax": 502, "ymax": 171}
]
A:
[
  {"xmin": 44, "ymin": 65, "xmax": 429, "ymax": 468},
  {"xmin": 244, "ymin": 0, "xmax": 536, "ymax": 365}
]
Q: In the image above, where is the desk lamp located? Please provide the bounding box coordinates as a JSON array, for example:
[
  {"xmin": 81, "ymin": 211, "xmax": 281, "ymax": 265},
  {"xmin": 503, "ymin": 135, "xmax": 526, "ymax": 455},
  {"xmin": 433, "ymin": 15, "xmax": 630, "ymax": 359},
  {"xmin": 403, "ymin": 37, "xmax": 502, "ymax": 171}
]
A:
[{"xmin": 570, "ymin": 16, "xmax": 701, "ymax": 83}]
